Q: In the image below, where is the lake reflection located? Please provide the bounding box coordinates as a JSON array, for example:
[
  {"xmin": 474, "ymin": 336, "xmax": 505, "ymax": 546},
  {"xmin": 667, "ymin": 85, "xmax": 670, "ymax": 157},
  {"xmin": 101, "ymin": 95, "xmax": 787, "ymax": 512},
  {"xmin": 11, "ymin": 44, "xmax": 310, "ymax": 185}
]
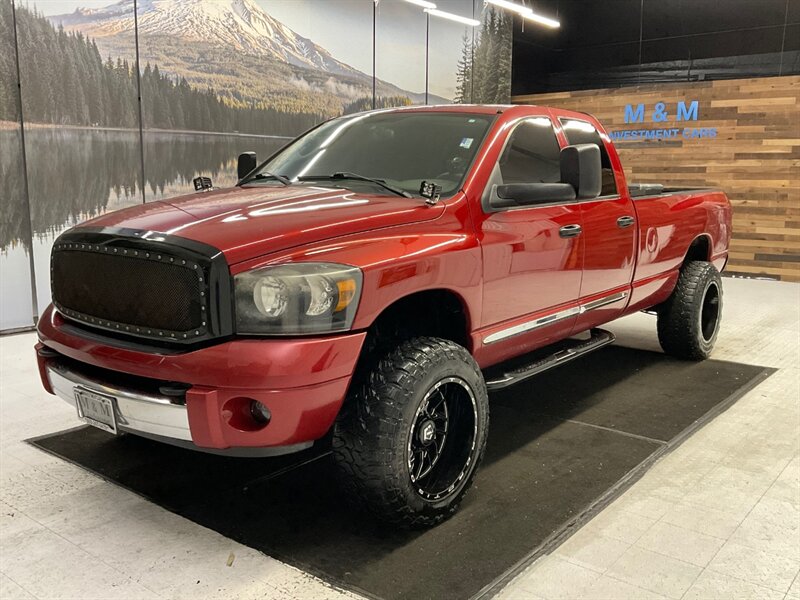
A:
[{"xmin": 0, "ymin": 127, "xmax": 287, "ymax": 325}]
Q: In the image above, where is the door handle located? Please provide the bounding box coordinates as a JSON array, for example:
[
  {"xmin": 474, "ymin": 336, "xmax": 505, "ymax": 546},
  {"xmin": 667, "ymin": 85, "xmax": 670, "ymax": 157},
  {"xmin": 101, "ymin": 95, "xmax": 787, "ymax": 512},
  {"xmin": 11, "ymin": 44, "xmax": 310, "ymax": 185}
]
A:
[
  {"xmin": 617, "ymin": 215, "xmax": 635, "ymax": 228},
  {"xmin": 559, "ymin": 224, "xmax": 582, "ymax": 238}
]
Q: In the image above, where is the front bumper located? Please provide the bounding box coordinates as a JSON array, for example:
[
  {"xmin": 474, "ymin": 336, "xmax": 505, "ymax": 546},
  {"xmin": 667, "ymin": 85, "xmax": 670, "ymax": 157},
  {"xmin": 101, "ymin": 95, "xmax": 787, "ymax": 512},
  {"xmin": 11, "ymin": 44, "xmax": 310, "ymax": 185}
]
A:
[
  {"xmin": 47, "ymin": 356, "xmax": 192, "ymax": 441},
  {"xmin": 36, "ymin": 304, "xmax": 366, "ymax": 455}
]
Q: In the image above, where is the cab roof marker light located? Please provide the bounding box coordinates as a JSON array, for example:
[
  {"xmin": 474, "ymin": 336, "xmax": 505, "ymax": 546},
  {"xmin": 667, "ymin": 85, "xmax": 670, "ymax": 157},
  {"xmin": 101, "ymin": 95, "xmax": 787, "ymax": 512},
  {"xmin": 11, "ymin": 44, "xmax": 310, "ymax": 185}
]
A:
[
  {"xmin": 403, "ymin": 0, "xmax": 437, "ymax": 8},
  {"xmin": 424, "ymin": 8, "xmax": 480, "ymax": 26}
]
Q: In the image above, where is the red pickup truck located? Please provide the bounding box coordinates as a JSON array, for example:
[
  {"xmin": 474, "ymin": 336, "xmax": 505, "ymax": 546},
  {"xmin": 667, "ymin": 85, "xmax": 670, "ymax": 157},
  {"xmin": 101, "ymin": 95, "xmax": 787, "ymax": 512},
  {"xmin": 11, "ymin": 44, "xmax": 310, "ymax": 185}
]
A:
[{"xmin": 36, "ymin": 105, "xmax": 731, "ymax": 527}]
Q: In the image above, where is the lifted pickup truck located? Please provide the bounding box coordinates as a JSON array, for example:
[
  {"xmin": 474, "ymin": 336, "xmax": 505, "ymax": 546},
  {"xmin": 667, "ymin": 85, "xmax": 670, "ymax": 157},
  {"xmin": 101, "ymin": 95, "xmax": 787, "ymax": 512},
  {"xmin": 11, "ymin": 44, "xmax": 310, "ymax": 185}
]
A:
[{"xmin": 36, "ymin": 105, "xmax": 731, "ymax": 527}]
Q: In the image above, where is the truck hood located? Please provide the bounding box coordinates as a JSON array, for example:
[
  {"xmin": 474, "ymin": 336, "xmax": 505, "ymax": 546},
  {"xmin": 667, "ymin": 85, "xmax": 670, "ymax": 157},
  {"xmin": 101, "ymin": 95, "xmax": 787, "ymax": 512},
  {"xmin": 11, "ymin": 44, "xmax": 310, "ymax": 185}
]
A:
[{"xmin": 79, "ymin": 184, "xmax": 444, "ymax": 265}]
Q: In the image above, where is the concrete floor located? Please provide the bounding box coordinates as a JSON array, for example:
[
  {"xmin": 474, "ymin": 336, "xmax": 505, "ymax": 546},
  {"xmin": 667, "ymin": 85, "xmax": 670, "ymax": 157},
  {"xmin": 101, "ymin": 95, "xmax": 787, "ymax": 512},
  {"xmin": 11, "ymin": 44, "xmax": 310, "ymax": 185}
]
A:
[
  {"xmin": 498, "ymin": 277, "xmax": 800, "ymax": 600},
  {"xmin": 1, "ymin": 277, "xmax": 798, "ymax": 600}
]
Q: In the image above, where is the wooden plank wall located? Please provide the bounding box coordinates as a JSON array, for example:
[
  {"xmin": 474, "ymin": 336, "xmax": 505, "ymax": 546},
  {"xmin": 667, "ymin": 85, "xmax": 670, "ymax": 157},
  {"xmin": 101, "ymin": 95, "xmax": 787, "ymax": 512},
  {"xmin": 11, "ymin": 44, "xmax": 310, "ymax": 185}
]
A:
[{"xmin": 512, "ymin": 76, "xmax": 800, "ymax": 282}]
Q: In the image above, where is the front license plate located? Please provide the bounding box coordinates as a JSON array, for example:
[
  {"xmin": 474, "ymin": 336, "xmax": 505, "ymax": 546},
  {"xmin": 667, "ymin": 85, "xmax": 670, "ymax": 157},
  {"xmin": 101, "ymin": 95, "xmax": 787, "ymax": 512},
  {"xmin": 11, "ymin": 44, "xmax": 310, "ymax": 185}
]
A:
[{"xmin": 74, "ymin": 387, "xmax": 118, "ymax": 434}]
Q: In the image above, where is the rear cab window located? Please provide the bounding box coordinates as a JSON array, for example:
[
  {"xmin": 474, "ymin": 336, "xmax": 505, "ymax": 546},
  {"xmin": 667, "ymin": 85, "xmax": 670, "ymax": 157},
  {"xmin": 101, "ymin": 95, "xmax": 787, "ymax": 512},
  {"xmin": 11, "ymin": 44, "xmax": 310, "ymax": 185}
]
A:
[
  {"xmin": 559, "ymin": 118, "xmax": 618, "ymax": 197},
  {"xmin": 481, "ymin": 116, "xmax": 565, "ymax": 212}
]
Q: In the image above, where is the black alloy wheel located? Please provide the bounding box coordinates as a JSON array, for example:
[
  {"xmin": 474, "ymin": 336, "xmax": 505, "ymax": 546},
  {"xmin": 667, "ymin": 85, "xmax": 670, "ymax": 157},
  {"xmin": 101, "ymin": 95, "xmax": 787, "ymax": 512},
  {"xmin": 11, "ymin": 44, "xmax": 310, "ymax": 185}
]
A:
[
  {"xmin": 699, "ymin": 279, "xmax": 721, "ymax": 343},
  {"xmin": 407, "ymin": 376, "xmax": 478, "ymax": 502}
]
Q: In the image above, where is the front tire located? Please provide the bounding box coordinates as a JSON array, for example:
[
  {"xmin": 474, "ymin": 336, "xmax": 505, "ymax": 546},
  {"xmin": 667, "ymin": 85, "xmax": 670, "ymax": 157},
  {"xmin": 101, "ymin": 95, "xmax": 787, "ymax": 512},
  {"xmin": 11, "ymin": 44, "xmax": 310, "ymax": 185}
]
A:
[
  {"xmin": 657, "ymin": 261, "xmax": 723, "ymax": 360},
  {"xmin": 332, "ymin": 337, "xmax": 489, "ymax": 528}
]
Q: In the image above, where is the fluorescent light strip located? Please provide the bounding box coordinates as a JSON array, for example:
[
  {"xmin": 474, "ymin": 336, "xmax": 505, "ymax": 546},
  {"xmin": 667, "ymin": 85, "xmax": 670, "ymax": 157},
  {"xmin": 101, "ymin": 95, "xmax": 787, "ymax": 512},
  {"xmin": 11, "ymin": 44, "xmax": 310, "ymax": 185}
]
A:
[
  {"xmin": 485, "ymin": 0, "xmax": 530, "ymax": 15},
  {"xmin": 522, "ymin": 11, "xmax": 560, "ymax": 28},
  {"xmin": 424, "ymin": 8, "xmax": 480, "ymax": 26},
  {"xmin": 403, "ymin": 0, "xmax": 437, "ymax": 9},
  {"xmin": 485, "ymin": 0, "xmax": 560, "ymax": 28}
]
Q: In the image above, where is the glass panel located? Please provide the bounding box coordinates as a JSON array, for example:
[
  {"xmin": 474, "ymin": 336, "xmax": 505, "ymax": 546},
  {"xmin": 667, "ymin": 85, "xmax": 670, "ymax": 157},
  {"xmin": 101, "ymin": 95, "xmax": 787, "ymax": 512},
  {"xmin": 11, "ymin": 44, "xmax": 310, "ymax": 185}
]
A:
[
  {"xmin": 470, "ymin": 1, "xmax": 513, "ymax": 103},
  {"xmin": 376, "ymin": 0, "xmax": 426, "ymax": 107},
  {"xmin": 0, "ymin": 0, "xmax": 34, "ymax": 330},
  {"xmin": 266, "ymin": 0, "xmax": 374, "ymax": 115},
  {"xmin": 429, "ymin": 0, "xmax": 475, "ymax": 103},
  {"xmin": 16, "ymin": 0, "xmax": 143, "ymax": 316}
]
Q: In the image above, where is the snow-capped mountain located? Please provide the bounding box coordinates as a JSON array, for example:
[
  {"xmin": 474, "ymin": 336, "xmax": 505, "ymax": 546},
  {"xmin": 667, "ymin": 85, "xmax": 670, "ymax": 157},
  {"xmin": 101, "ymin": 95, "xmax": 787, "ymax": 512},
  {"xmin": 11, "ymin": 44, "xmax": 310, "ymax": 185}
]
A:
[{"xmin": 51, "ymin": 0, "xmax": 362, "ymax": 78}]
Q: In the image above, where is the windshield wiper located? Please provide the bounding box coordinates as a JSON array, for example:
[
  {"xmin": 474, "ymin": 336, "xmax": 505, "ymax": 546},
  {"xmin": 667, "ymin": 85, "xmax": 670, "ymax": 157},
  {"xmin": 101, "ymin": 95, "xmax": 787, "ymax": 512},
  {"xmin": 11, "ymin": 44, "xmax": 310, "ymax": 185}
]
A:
[
  {"xmin": 298, "ymin": 172, "xmax": 412, "ymax": 198},
  {"xmin": 247, "ymin": 171, "xmax": 292, "ymax": 186}
]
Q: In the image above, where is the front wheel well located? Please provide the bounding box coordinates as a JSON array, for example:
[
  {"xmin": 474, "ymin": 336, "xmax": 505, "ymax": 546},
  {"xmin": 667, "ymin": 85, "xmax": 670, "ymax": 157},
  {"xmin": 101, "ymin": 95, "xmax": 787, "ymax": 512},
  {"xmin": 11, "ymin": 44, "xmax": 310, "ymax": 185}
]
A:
[
  {"xmin": 349, "ymin": 290, "xmax": 471, "ymax": 387},
  {"xmin": 363, "ymin": 289, "xmax": 470, "ymax": 353}
]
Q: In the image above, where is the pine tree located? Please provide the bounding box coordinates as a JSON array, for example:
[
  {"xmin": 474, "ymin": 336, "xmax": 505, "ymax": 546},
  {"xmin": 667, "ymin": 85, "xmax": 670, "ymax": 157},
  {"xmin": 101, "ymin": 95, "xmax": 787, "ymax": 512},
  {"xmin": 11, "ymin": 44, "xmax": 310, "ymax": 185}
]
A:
[{"xmin": 454, "ymin": 32, "xmax": 473, "ymax": 104}]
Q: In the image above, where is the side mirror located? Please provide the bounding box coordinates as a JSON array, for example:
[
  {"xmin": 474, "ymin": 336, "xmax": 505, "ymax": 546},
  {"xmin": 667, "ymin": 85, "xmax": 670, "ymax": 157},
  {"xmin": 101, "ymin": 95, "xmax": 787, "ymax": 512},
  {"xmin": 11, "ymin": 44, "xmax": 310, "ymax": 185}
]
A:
[
  {"xmin": 490, "ymin": 182, "xmax": 576, "ymax": 209},
  {"xmin": 237, "ymin": 151, "xmax": 257, "ymax": 180},
  {"xmin": 560, "ymin": 144, "xmax": 601, "ymax": 199}
]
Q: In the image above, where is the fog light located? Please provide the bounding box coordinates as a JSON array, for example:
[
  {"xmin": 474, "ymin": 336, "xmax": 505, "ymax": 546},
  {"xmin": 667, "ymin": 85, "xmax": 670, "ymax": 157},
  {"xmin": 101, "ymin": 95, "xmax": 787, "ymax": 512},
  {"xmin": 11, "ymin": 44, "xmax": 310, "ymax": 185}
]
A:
[{"xmin": 250, "ymin": 400, "xmax": 271, "ymax": 424}]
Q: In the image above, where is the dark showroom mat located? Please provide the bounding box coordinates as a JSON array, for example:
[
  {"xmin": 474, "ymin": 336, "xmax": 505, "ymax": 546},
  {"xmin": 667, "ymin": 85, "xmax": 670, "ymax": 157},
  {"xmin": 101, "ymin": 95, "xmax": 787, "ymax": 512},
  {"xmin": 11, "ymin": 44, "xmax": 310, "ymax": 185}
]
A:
[{"xmin": 29, "ymin": 346, "xmax": 770, "ymax": 600}]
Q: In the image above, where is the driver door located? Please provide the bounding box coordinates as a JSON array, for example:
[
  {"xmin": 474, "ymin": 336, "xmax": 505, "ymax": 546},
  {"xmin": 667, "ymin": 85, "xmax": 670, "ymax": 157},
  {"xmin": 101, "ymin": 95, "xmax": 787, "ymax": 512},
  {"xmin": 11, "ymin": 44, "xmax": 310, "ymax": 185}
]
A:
[{"xmin": 475, "ymin": 116, "xmax": 584, "ymax": 360}]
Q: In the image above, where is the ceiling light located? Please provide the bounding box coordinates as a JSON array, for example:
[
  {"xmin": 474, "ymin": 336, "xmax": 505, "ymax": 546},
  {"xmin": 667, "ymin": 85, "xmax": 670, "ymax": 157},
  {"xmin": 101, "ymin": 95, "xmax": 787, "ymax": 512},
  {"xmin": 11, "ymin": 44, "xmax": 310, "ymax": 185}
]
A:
[
  {"xmin": 424, "ymin": 8, "xmax": 480, "ymax": 26},
  {"xmin": 484, "ymin": 0, "xmax": 560, "ymax": 28},
  {"xmin": 485, "ymin": 0, "xmax": 530, "ymax": 15},
  {"xmin": 403, "ymin": 0, "xmax": 437, "ymax": 8},
  {"xmin": 522, "ymin": 11, "xmax": 560, "ymax": 28}
]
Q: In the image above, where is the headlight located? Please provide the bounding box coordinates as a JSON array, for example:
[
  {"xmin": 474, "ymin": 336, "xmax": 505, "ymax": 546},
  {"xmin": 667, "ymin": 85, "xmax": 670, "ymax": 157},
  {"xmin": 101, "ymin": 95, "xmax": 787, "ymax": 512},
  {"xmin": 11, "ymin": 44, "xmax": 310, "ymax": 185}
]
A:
[{"xmin": 235, "ymin": 262, "xmax": 362, "ymax": 335}]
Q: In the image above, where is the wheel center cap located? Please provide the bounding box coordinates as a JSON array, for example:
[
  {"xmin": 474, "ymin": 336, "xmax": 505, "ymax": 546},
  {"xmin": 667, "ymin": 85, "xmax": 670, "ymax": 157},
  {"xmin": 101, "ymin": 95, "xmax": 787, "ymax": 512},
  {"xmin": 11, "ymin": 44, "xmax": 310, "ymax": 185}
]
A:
[{"xmin": 418, "ymin": 420, "xmax": 436, "ymax": 446}]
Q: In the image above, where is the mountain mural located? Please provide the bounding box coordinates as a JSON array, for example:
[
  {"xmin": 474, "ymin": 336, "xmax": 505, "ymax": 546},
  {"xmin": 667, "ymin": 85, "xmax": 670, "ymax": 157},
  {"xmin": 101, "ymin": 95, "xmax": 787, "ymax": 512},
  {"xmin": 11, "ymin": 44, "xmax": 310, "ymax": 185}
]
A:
[
  {"xmin": 53, "ymin": 0, "xmax": 363, "ymax": 77},
  {"xmin": 49, "ymin": 0, "xmax": 446, "ymax": 119}
]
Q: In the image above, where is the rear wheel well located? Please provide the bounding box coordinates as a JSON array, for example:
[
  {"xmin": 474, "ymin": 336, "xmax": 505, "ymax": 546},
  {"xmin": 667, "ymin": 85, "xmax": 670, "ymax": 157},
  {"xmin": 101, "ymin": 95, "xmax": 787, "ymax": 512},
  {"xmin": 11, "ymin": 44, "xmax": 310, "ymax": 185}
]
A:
[
  {"xmin": 683, "ymin": 236, "xmax": 711, "ymax": 266},
  {"xmin": 644, "ymin": 236, "xmax": 712, "ymax": 315}
]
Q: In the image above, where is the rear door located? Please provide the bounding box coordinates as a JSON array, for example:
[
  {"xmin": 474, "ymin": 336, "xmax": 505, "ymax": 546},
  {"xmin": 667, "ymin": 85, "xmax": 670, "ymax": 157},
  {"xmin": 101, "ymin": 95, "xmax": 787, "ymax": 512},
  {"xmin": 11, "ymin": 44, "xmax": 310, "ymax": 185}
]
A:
[
  {"xmin": 556, "ymin": 116, "xmax": 636, "ymax": 332},
  {"xmin": 475, "ymin": 116, "xmax": 584, "ymax": 361}
]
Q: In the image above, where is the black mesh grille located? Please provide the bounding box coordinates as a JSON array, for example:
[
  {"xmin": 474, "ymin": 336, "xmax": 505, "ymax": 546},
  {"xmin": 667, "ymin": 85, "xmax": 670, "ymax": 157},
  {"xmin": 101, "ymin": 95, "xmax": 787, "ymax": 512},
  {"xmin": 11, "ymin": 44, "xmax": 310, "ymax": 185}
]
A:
[{"xmin": 52, "ymin": 248, "xmax": 206, "ymax": 336}]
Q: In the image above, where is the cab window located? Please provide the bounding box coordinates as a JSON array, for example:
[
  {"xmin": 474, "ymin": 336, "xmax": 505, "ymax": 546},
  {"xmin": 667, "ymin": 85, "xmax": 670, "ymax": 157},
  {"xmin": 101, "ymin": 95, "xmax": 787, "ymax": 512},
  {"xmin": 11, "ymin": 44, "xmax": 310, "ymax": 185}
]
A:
[
  {"xmin": 559, "ymin": 118, "xmax": 618, "ymax": 196},
  {"xmin": 498, "ymin": 117, "xmax": 562, "ymax": 185}
]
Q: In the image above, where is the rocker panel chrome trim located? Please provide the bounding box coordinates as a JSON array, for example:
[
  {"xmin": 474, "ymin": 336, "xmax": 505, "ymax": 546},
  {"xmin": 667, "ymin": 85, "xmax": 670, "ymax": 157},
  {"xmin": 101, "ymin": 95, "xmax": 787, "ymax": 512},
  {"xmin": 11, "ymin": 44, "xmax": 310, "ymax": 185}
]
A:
[{"xmin": 483, "ymin": 291, "xmax": 628, "ymax": 345}]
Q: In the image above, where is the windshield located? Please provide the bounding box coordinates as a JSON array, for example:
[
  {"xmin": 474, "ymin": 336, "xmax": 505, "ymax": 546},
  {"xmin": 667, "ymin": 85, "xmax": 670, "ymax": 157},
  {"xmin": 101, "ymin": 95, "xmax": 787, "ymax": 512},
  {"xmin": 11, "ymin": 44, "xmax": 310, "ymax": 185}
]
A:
[{"xmin": 247, "ymin": 111, "xmax": 495, "ymax": 197}]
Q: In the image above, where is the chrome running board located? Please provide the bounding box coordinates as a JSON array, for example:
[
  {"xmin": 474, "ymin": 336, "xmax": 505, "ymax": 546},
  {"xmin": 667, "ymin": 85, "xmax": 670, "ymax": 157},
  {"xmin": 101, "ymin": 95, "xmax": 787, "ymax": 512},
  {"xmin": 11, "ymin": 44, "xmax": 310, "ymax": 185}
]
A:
[{"xmin": 485, "ymin": 328, "xmax": 616, "ymax": 391}]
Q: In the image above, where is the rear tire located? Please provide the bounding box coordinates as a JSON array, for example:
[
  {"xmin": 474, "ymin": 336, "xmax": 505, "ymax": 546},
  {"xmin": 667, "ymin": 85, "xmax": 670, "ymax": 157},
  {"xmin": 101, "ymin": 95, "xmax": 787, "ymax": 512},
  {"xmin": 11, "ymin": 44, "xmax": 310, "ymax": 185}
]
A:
[
  {"xmin": 657, "ymin": 261, "xmax": 723, "ymax": 360},
  {"xmin": 332, "ymin": 337, "xmax": 489, "ymax": 528}
]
